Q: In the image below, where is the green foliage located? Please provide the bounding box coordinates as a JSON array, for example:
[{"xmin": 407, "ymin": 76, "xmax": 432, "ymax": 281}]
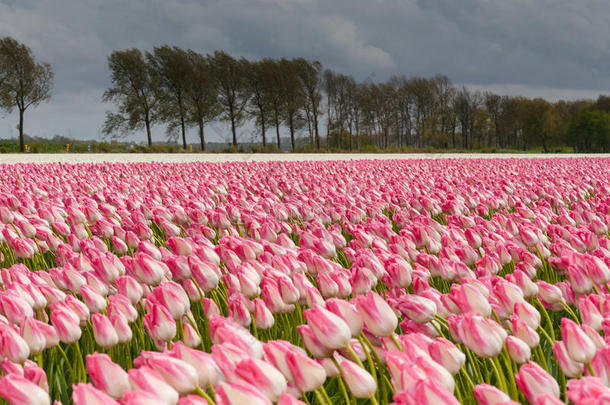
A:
[{"xmin": 567, "ymin": 108, "xmax": 610, "ymax": 152}]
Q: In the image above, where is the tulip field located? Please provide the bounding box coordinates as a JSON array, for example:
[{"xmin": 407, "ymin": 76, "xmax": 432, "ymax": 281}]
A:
[{"xmin": 0, "ymin": 157, "xmax": 609, "ymax": 405}]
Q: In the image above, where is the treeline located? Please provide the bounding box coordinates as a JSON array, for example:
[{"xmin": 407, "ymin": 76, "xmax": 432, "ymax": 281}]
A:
[{"xmin": 104, "ymin": 46, "xmax": 609, "ymax": 153}]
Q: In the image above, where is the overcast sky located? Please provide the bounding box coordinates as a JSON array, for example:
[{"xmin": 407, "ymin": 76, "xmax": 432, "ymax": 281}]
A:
[{"xmin": 1, "ymin": 0, "xmax": 609, "ymax": 143}]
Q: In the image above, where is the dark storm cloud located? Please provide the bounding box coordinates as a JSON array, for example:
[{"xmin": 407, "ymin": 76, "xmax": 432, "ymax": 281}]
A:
[{"xmin": 0, "ymin": 0, "xmax": 608, "ymax": 141}]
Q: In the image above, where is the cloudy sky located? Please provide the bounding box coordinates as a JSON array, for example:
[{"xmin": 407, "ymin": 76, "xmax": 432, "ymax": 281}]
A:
[{"xmin": 1, "ymin": 0, "xmax": 609, "ymax": 143}]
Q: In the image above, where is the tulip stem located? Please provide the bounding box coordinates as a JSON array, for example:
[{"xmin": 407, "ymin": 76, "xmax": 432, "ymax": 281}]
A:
[
  {"xmin": 313, "ymin": 388, "xmax": 330, "ymax": 405},
  {"xmin": 74, "ymin": 342, "xmax": 86, "ymax": 382},
  {"xmin": 195, "ymin": 386, "xmax": 216, "ymax": 404},
  {"xmin": 56, "ymin": 345, "xmax": 75, "ymax": 382},
  {"xmin": 536, "ymin": 299, "xmax": 556, "ymax": 341},
  {"xmin": 345, "ymin": 343, "xmax": 365, "ymax": 369},
  {"xmin": 489, "ymin": 356, "xmax": 507, "ymax": 394},
  {"xmin": 561, "ymin": 302, "xmax": 580, "ymax": 324},
  {"xmin": 358, "ymin": 335, "xmax": 379, "ymax": 403},
  {"xmin": 390, "ymin": 334, "xmax": 403, "ymax": 351},
  {"xmin": 537, "ymin": 325, "xmax": 554, "ymax": 345},
  {"xmin": 587, "ymin": 362, "xmax": 596, "ymax": 377}
]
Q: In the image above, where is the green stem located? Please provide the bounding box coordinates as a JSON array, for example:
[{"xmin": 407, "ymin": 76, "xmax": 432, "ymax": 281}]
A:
[
  {"xmin": 195, "ymin": 386, "xmax": 216, "ymax": 404},
  {"xmin": 490, "ymin": 356, "xmax": 507, "ymax": 394}
]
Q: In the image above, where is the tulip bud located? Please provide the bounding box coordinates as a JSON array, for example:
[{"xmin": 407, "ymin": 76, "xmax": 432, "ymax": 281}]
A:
[
  {"xmin": 146, "ymin": 355, "xmax": 199, "ymax": 395},
  {"xmin": 0, "ymin": 374, "xmax": 50, "ymax": 405},
  {"xmin": 234, "ymin": 357, "xmax": 287, "ymax": 401},
  {"xmin": 86, "ymin": 353, "xmax": 130, "ymax": 399},
  {"xmin": 505, "ymin": 336, "xmax": 531, "ymax": 364},
  {"xmin": 552, "ymin": 341, "xmax": 584, "ymax": 378},
  {"xmin": 561, "ymin": 318, "xmax": 596, "ymax": 364},
  {"xmin": 396, "ymin": 295, "xmax": 437, "ymax": 324},
  {"xmin": 73, "ymin": 383, "xmax": 120, "ymax": 405},
  {"xmin": 285, "ymin": 351, "xmax": 326, "ymax": 393},
  {"xmin": 354, "ymin": 291, "xmax": 397, "ymax": 337},
  {"xmin": 215, "ymin": 381, "xmax": 272, "ymax": 405},
  {"xmin": 394, "ymin": 378, "xmax": 460, "ymax": 405},
  {"xmin": 325, "ymin": 298, "xmax": 363, "ymax": 337},
  {"xmin": 91, "ymin": 314, "xmax": 119, "ymax": 349},
  {"xmin": 514, "ymin": 361, "xmax": 560, "ymax": 404},
  {"xmin": 428, "ymin": 337, "xmax": 465, "ymax": 375},
  {"xmin": 473, "ymin": 383, "xmax": 512, "ymax": 405},
  {"xmin": 143, "ymin": 304, "xmax": 176, "ymax": 343},
  {"xmin": 303, "ymin": 305, "xmax": 351, "ymax": 350},
  {"xmin": 334, "ymin": 355, "xmax": 376, "ymax": 398},
  {"xmin": 128, "ymin": 366, "xmax": 179, "ymax": 405}
]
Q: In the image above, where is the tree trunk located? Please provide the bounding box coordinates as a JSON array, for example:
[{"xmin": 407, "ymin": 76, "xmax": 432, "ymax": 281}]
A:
[
  {"xmin": 229, "ymin": 103, "xmax": 237, "ymax": 147},
  {"xmin": 19, "ymin": 109, "xmax": 24, "ymax": 153},
  {"xmin": 145, "ymin": 115, "xmax": 152, "ymax": 148},
  {"xmin": 259, "ymin": 105, "xmax": 266, "ymax": 147},
  {"xmin": 199, "ymin": 120, "xmax": 206, "ymax": 151},
  {"xmin": 289, "ymin": 112, "xmax": 295, "ymax": 151},
  {"xmin": 313, "ymin": 110, "xmax": 320, "ymax": 150},
  {"xmin": 274, "ymin": 108, "xmax": 281, "ymax": 149},
  {"xmin": 180, "ymin": 113, "xmax": 187, "ymax": 150}
]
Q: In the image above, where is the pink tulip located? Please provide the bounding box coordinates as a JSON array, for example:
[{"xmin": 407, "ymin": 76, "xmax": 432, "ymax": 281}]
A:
[
  {"xmin": 505, "ymin": 336, "xmax": 531, "ymax": 364},
  {"xmin": 215, "ymin": 381, "xmax": 272, "ymax": 405},
  {"xmin": 120, "ymin": 389, "xmax": 169, "ymax": 405},
  {"xmin": 303, "ymin": 305, "xmax": 351, "ymax": 350},
  {"xmin": 143, "ymin": 304, "xmax": 176, "ymax": 342},
  {"xmin": 22, "ymin": 361, "xmax": 48, "ymax": 393},
  {"xmin": 325, "ymin": 298, "xmax": 363, "ymax": 337},
  {"xmin": 91, "ymin": 313, "xmax": 119, "ymax": 348},
  {"xmin": 0, "ymin": 374, "xmax": 50, "ymax": 405},
  {"xmin": 128, "ymin": 366, "xmax": 179, "ymax": 405},
  {"xmin": 335, "ymin": 355, "xmax": 376, "ymax": 398},
  {"xmin": 115, "ymin": 275, "xmax": 144, "ymax": 304},
  {"xmin": 396, "ymin": 295, "xmax": 437, "ymax": 324},
  {"xmin": 354, "ymin": 291, "xmax": 398, "ymax": 337},
  {"xmin": 170, "ymin": 342, "xmax": 222, "ymax": 389},
  {"xmin": 428, "ymin": 337, "xmax": 465, "ymax": 375},
  {"xmin": 145, "ymin": 354, "xmax": 199, "ymax": 395},
  {"xmin": 553, "ymin": 341, "xmax": 584, "ymax": 378},
  {"xmin": 514, "ymin": 361, "xmax": 560, "ymax": 403},
  {"xmin": 86, "ymin": 353, "xmax": 130, "ymax": 398},
  {"xmin": 561, "ymin": 318, "xmax": 597, "ymax": 363},
  {"xmin": 473, "ymin": 383, "xmax": 512, "ymax": 405},
  {"xmin": 393, "ymin": 378, "xmax": 459, "ymax": 405},
  {"xmin": 72, "ymin": 383, "xmax": 119, "ymax": 405},
  {"xmin": 285, "ymin": 350, "xmax": 326, "ymax": 393},
  {"xmin": 234, "ymin": 357, "xmax": 287, "ymax": 401},
  {"xmin": 0, "ymin": 325, "xmax": 30, "ymax": 363}
]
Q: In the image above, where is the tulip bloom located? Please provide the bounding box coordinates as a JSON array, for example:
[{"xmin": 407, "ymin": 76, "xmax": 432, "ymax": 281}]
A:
[
  {"xmin": 234, "ymin": 357, "xmax": 287, "ymax": 401},
  {"xmin": 354, "ymin": 291, "xmax": 398, "ymax": 337},
  {"xmin": 514, "ymin": 361, "xmax": 560, "ymax": 403},
  {"xmin": 215, "ymin": 381, "xmax": 272, "ymax": 405},
  {"xmin": 0, "ymin": 374, "xmax": 50, "ymax": 405},
  {"xmin": 285, "ymin": 351, "xmax": 326, "ymax": 393},
  {"xmin": 473, "ymin": 383, "xmax": 512, "ymax": 405},
  {"xmin": 561, "ymin": 318, "xmax": 597, "ymax": 364},
  {"xmin": 86, "ymin": 353, "xmax": 130, "ymax": 399},
  {"xmin": 553, "ymin": 341, "xmax": 584, "ymax": 378},
  {"xmin": 303, "ymin": 305, "xmax": 351, "ymax": 350},
  {"xmin": 128, "ymin": 366, "xmax": 179, "ymax": 405},
  {"xmin": 143, "ymin": 304, "xmax": 176, "ymax": 342},
  {"xmin": 72, "ymin": 383, "xmax": 119, "ymax": 405},
  {"xmin": 505, "ymin": 336, "xmax": 531, "ymax": 364}
]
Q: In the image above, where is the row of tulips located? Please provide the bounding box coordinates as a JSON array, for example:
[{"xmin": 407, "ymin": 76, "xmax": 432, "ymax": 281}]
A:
[{"xmin": 0, "ymin": 158, "xmax": 606, "ymax": 404}]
